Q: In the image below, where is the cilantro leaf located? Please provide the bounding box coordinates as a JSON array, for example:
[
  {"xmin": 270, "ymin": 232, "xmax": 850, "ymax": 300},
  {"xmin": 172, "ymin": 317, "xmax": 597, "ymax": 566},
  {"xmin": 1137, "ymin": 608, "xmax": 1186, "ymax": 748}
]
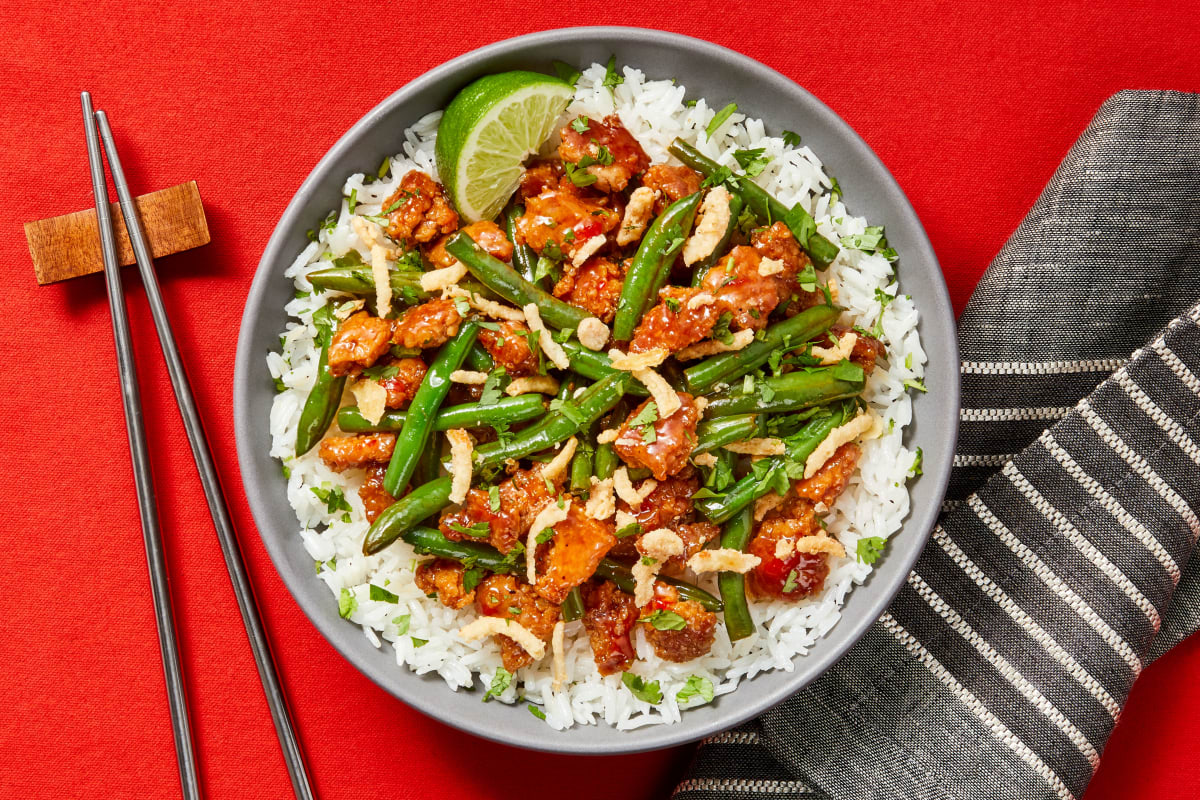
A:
[
  {"xmin": 782, "ymin": 568, "xmax": 799, "ymax": 594},
  {"xmin": 871, "ymin": 287, "xmax": 896, "ymax": 338},
  {"xmin": 488, "ymin": 485, "xmax": 501, "ymax": 512},
  {"xmin": 338, "ymin": 588, "xmax": 357, "ymax": 619},
  {"xmin": 856, "ymin": 536, "xmax": 886, "ymax": 564},
  {"xmin": 311, "ymin": 304, "xmax": 336, "ymax": 348},
  {"xmin": 391, "ymin": 614, "xmax": 410, "ymax": 634},
  {"xmin": 628, "ymin": 401, "xmax": 659, "ymax": 444},
  {"xmin": 783, "ymin": 202, "xmax": 817, "ymax": 247},
  {"xmin": 602, "ymin": 55, "xmax": 623, "ymax": 95},
  {"xmin": 701, "ymin": 165, "xmax": 732, "ymax": 189},
  {"xmin": 361, "ymin": 363, "xmax": 400, "ymax": 381},
  {"xmin": 841, "ymin": 226, "xmax": 886, "ymax": 252},
  {"xmin": 462, "ymin": 566, "xmax": 485, "ymax": 593},
  {"xmin": 621, "ymin": 672, "xmax": 663, "ymax": 704},
  {"xmin": 638, "ymin": 610, "xmax": 687, "ymax": 631},
  {"xmin": 829, "ymin": 360, "xmax": 865, "ymax": 384},
  {"xmin": 904, "ymin": 378, "xmax": 928, "ymax": 393},
  {"xmin": 910, "ymin": 448, "xmax": 924, "ymax": 477},
  {"xmin": 479, "ymin": 367, "xmax": 508, "ymax": 407},
  {"xmin": 732, "ymin": 147, "xmax": 772, "ymax": 177},
  {"xmin": 346, "ymin": 187, "xmax": 358, "ymax": 215},
  {"xmin": 711, "ymin": 311, "xmax": 734, "ymax": 345},
  {"xmin": 369, "ymin": 584, "xmax": 399, "ymax": 603},
  {"xmin": 781, "ymin": 129, "xmax": 802, "ymax": 147},
  {"xmin": 615, "ymin": 522, "xmax": 642, "ymax": 539},
  {"xmin": 676, "ymin": 675, "xmax": 715, "ymax": 705},
  {"xmin": 528, "ymin": 704, "xmax": 547, "ymax": 720},
  {"xmin": 410, "ymin": 637, "xmax": 428, "ymax": 647},
  {"xmin": 535, "ymin": 527, "xmax": 556, "ymax": 545},
  {"xmin": 706, "ymin": 102, "xmax": 738, "ymax": 141},
  {"xmin": 311, "ymin": 485, "xmax": 352, "ymax": 515},
  {"xmin": 483, "ymin": 667, "xmax": 512, "ymax": 702},
  {"xmin": 448, "ymin": 521, "xmax": 490, "ymax": 538}
]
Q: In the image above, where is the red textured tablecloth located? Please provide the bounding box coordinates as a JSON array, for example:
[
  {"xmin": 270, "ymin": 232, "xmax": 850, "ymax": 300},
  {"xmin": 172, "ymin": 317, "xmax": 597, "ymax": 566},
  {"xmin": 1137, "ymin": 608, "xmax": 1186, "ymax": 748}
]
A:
[{"xmin": 4, "ymin": 3, "xmax": 1197, "ymax": 798}]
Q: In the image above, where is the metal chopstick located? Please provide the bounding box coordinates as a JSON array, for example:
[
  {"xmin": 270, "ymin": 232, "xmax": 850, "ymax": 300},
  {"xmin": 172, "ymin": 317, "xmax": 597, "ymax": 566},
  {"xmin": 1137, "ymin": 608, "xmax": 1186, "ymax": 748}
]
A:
[
  {"xmin": 81, "ymin": 92, "xmax": 202, "ymax": 800},
  {"xmin": 94, "ymin": 110, "xmax": 316, "ymax": 800}
]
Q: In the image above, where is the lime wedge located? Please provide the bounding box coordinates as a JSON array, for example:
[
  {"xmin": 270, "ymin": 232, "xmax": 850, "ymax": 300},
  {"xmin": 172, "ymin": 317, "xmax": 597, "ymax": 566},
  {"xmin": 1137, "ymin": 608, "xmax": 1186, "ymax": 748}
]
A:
[{"xmin": 435, "ymin": 71, "xmax": 575, "ymax": 223}]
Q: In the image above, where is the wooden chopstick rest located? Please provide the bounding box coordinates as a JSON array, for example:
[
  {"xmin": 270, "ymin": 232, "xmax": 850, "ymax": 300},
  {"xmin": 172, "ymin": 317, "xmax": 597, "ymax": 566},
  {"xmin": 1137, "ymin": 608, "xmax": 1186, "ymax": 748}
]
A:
[{"xmin": 25, "ymin": 180, "xmax": 210, "ymax": 285}]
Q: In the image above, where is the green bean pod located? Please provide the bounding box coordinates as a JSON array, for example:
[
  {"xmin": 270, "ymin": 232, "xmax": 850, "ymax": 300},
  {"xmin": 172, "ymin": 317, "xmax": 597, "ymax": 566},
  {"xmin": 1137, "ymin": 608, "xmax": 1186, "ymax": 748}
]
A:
[
  {"xmin": 337, "ymin": 394, "xmax": 547, "ymax": 433},
  {"xmin": 570, "ymin": 433, "xmax": 595, "ymax": 493},
  {"xmin": 472, "ymin": 373, "xmax": 630, "ymax": 467},
  {"xmin": 504, "ymin": 205, "xmax": 539, "ymax": 284},
  {"xmin": 560, "ymin": 342, "xmax": 648, "ymax": 395},
  {"xmin": 690, "ymin": 191, "xmax": 745, "ymax": 286},
  {"xmin": 703, "ymin": 368, "xmax": 864, "ymax": 418},
  {"xmin": 612, "ymin": 191, "xmax": 703, "ymax": 341},
  {"xmin": 693, "ymin": 414, "xmax": 763, "ymax": 454},
  {"xmin": 561, "ymin": 587, "xmax": 585, "ymax": 622},
  {"xmin": 695, "ymin": 401, "xmax": 857, "ymax": 524},
  {"xmin": 396, "ymin": 526, "xmax": 721, "ymax": 610},
  {"xmin": 668, "ymin": 139, "xmax": 840, "ymax": 267},
  {"xmin": 446, "ymin": 233, "xmax": 592, "ymax": 331},
  {"xmin": 718, "ymin": 507, "xmax": 756, "ymax": 643},
  {"xmin": 365, "ymin": 374, "xmax": 630, "ymax": 554},
  {"xmin": 466, "ymin": 343, "xmax": 494, "ymax": 373},
  {"xmin": 683, "ymin": 304, "xmax": 840, "ymax": 394},
  {"xmin": 382, "ymin": 322, "xmax": 479, "ymax": 497},
  {"xmin": 593, "ymin": 559, "xmax": 723, "ymax": 612},
  {"xmin": 294, "ymin": 342, "xmax": 346, "ymax": 456},
  {"xmin": 593, "ymin": 441, "xmax": 618, "ymax": 481}
]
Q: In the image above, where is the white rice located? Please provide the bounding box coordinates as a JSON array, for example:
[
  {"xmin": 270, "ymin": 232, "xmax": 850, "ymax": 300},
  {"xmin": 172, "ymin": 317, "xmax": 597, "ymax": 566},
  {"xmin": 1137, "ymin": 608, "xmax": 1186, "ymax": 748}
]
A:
[{"xmin": 266, "ymin": 62, "xmax": 926, "ymax": 729}]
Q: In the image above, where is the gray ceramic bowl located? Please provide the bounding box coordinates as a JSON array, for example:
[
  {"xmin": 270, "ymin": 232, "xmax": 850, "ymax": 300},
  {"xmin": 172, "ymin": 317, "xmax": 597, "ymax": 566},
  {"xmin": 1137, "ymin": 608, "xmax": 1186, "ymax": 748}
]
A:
[{"xmin": 234, "ymin": 26, "xmax": 959, "ymax": 755}]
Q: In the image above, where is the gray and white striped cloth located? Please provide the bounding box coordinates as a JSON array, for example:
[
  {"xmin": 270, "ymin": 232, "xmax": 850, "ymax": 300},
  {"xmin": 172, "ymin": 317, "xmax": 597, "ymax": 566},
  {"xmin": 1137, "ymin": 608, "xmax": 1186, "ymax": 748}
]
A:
[{"xmin": 675, "ymin": 90, "xmax": 1200, "ymax": 800}]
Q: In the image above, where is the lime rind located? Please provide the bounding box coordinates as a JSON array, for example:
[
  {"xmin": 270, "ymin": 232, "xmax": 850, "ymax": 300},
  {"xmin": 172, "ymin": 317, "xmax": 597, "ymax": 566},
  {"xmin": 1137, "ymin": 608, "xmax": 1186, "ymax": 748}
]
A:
[{"xmin": 435, "ymin": 72, "xmax": 574, "ymax": 223}]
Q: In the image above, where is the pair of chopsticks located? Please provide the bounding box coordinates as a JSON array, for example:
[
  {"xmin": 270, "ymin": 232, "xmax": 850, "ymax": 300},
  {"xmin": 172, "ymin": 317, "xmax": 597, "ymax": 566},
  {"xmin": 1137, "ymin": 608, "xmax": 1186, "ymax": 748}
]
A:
[{"xmin": 81, "ymin": 93, "xmax": 315, "ymax": 800}]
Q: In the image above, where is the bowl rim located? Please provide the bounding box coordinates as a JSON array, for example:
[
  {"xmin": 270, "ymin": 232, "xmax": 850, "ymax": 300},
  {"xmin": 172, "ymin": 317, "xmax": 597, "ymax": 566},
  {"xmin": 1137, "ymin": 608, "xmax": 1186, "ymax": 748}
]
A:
[{"xmin": 234, "ymin": 24, "xmax": 959, "ymax": 755}]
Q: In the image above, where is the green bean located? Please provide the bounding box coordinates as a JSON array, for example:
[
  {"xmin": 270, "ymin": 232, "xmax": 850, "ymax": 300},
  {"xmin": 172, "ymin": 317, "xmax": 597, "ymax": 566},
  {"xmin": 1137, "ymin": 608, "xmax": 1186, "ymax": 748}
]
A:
[
  {"xmin": 446, "ymin": 233, "xmax": 591, "ymax": 330},
  {"xmin": 593, "ymin": 441, "xmax": 618, "ymax": 481},
  {"xmin": 612, "ymin": 191, "xmax": 703, "ymax": 341},
  {"xmin": 466, "ymin": 343, "xmax": 494, "ymax": 373},
  {"xmin": 691, "ymin": 192, "xmax": 745, "ymax": 286},
  {"xmin": 294, "ymin": 342, "xmax": 346, "ymax": 456},
  {"xmin": 472, "ymin": 373, "xmax": 630, "ymax": 467},
  {"xmin": 414, "ymin": 436, "xmax": 442, "ymax": 487},
  {"xmin": 364, "ymin": 374, "xmax": 631, "ymax": 554},
  {"xmin": 307, "ymin": 265, "xmax": 428, "ymax": 299},
  {"xmin": 337, "ymin": 395, "xmax": 546, "ymax": 433},
  {"xmin": 703, "ymin": 368, "xmax": 864, "ymax": 417},
  {"xmin": 669, "ymin": 139, "xmax": 840, "ymax": 267},
  {"xmin": 382, "ymin": 322, "xmax": 479, "ymax": 497},
  {"xmin": 560, "ymin": 342, "xmax": 648, "ymax": 395},
  {"xmin": 694, "ymin": 414, "xmax": 763, "ymax": 454},
  {"xmin": 695, "ymin": 402, "xmax": 857, "ymax": 524},
  {"xmin": 562, "ymin": 587, "xmax": 585, "ymax": 622},
  {"xmin": 396, "ymin": 526, "xmax": 722, "ymax": 610},
  {"xmin": 718, "ymin": 507, "xmax": 756, "ymax": 642},
  {"xmin": 683, "ymin": 304, "xmax": 840, "ymax": 394},
  {"xmin": 504, "ymin": 205, "xmax": 539, "ymax": 284},
  {"xmin": 365, "ymin": 484, "xmax": 455, "ymax": 555},
  {"xmin": 570, "ymin": 431, "xmax": 595, "ymax": 493},
  {"xmin": 593, "ymin": 559, "xmax": 723, "ymax": 612}
]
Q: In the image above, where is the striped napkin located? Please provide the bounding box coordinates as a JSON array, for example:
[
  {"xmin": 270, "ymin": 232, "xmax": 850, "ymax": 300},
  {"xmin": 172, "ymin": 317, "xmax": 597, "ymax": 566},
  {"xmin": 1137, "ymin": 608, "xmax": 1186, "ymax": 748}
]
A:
[{"xmin": 675, "ymin": 90, "xmax": 1200, "ymax": 800}]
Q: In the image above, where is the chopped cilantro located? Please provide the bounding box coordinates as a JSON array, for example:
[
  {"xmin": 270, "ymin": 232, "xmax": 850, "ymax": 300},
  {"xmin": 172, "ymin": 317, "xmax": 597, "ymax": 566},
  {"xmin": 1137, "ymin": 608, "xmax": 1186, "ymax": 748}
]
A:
[
  {"xmin": 615, "ymin": 522, "xmax": 642, "ymax": 539},
  {"xmin": 711, "ymin": 311, "xmax": 734, "ymax": 345},
  {"xmin": 676, "ymin": 675, "xmax": 715, "ymax": 705},
  {"xmin": 535, "ymin": 527, "xmax": 556, "ymax": 545},
  {"xmin": 664, "ymin": 297, "xmax": 681, "ymax": 314},
  {"xmin": 448, "ymin": 521, "xmax": 490, "ymax": 538},
  {"xmin": 554, "ymin": 61, "xmax": 582, "ymax": 86},
  {"xmin": 369, "ymin": 584, "xmax": 399, "ymax": 603},
  {"xmin": 638, "ymin": 610, "xmax": 687, "ymax": 631},
  {"xmin": 602, "ymin": 55, "xmax": 623, "ymax": 94},
  {"xmin": 783, "ymin": 202, "xmax": 817, "ymax": 248},
  {"xmin": 732, "ymin": 147, "xmax": 772, "ymax": 177},
  {"xmin": 561, "ymin": 228, "xmax": 576, "ymax": 243},
  {"xmin": 377, "ymin": 156, "xmax": 391, "ymax": 180},
  {"xmin": 829, "ymin": 360, "xmax": 866, "ymax": 384},
  {"xmin": 910, "ymin": 448, "xmax": 924, "ymax": 477},
  {"xmin": 628, "ymin": 401, "xmax": 659, "ymax": 444},
  {"xmin": 361, "ymin": 363, "xmax": 400, "ymax": 381},
  {"xmin": 411, "ymin": 637, "xmax": 428, "ymax": 648},
  {"xmin": 841, "ymin": 226, "xmax": 886, "ymax": 252},
  {"xmin": 904, "ymin": 378, "xmax": 928, "ymax": 393},
  {"xmin": 462, "ymin": 566, "xmax": 485, "ymax": 593},
  {"xmin": 528, "ymin": 703, "xmax": 547, "ymax": 720},
  {"xmin": 311, "ymin": 304, "xmax": 336, "ymax": 347},
  {"xmin": 781, "ymin": 129, "xmax": 802, "ymax": 147},
  {"xmin": 701, "ymin": 165, "xmax": 733, "ymax": 189},
  {"xmin": 274, "ymin": 376, "xmax": 287, "ymax": 393},
  {"xmin": 564, "ymin": 161, "xmax": 598, "ymax": 187},
  {"xmin": 828, "ymin": 175, "xmax": 843, "ymax": 199},
  {"xmin": 479, "ymin": 367, "xmax": 508, "ymax": 406},
  {"xmin": 871, "ymin": 288, "xmax": 896, "ymax": 338},
  {"xmin": 346, "ymin": 187, "xmax": 358, "ymax": 215},
  {"xmin": 622, "ymin": 672, "xmax": 663, "ymax": 704},
  {"xmin": 706, "ymin": 102, "xmax": 738, "ymax": 140},
  {"xmin": 640, "ymin": 555, "xmax": 656, "ymax": 566},
  {"xmin": 488, "ymin": 485, "xmax": 501, "ymax": 512},
  {"xmin": 392, "ymin": 614, "xmax": 410, "ymax": 634},
  {"xmin": 483, "ymin": 667, "xmax": 512, "ymax": 702},
  {"xmin": 311, "ymin": 485, "xmax": 352, "ymax": 515},
  {"xmin": 797, "ymin": 262, "xmax": 817, "ymax": 293},
  {"xmin": 856, "ymin": 536, "xmax": 886, "ymax": 564},
  {"xmin": 338, "ymin": 588, "xmax": 357, "ymax": 619},
  {"xmin": 781, "ymin": 568, "xmax": 799, "ymax": 594}
]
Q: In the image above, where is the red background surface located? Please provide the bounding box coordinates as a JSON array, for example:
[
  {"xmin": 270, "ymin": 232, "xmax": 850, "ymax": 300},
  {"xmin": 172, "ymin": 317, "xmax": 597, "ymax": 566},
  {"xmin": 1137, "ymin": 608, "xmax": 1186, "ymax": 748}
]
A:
[{"xmin": 3, "ymin": 2, "xmax": 1198, "ymax": 798}]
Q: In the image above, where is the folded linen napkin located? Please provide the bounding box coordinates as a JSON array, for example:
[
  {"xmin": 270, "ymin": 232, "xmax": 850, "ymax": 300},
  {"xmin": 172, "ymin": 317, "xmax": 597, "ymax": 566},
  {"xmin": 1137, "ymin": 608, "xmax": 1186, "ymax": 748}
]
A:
[{"xmin": 675, "ymin": 90, "xmax": 1200, "ymax": 800}]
